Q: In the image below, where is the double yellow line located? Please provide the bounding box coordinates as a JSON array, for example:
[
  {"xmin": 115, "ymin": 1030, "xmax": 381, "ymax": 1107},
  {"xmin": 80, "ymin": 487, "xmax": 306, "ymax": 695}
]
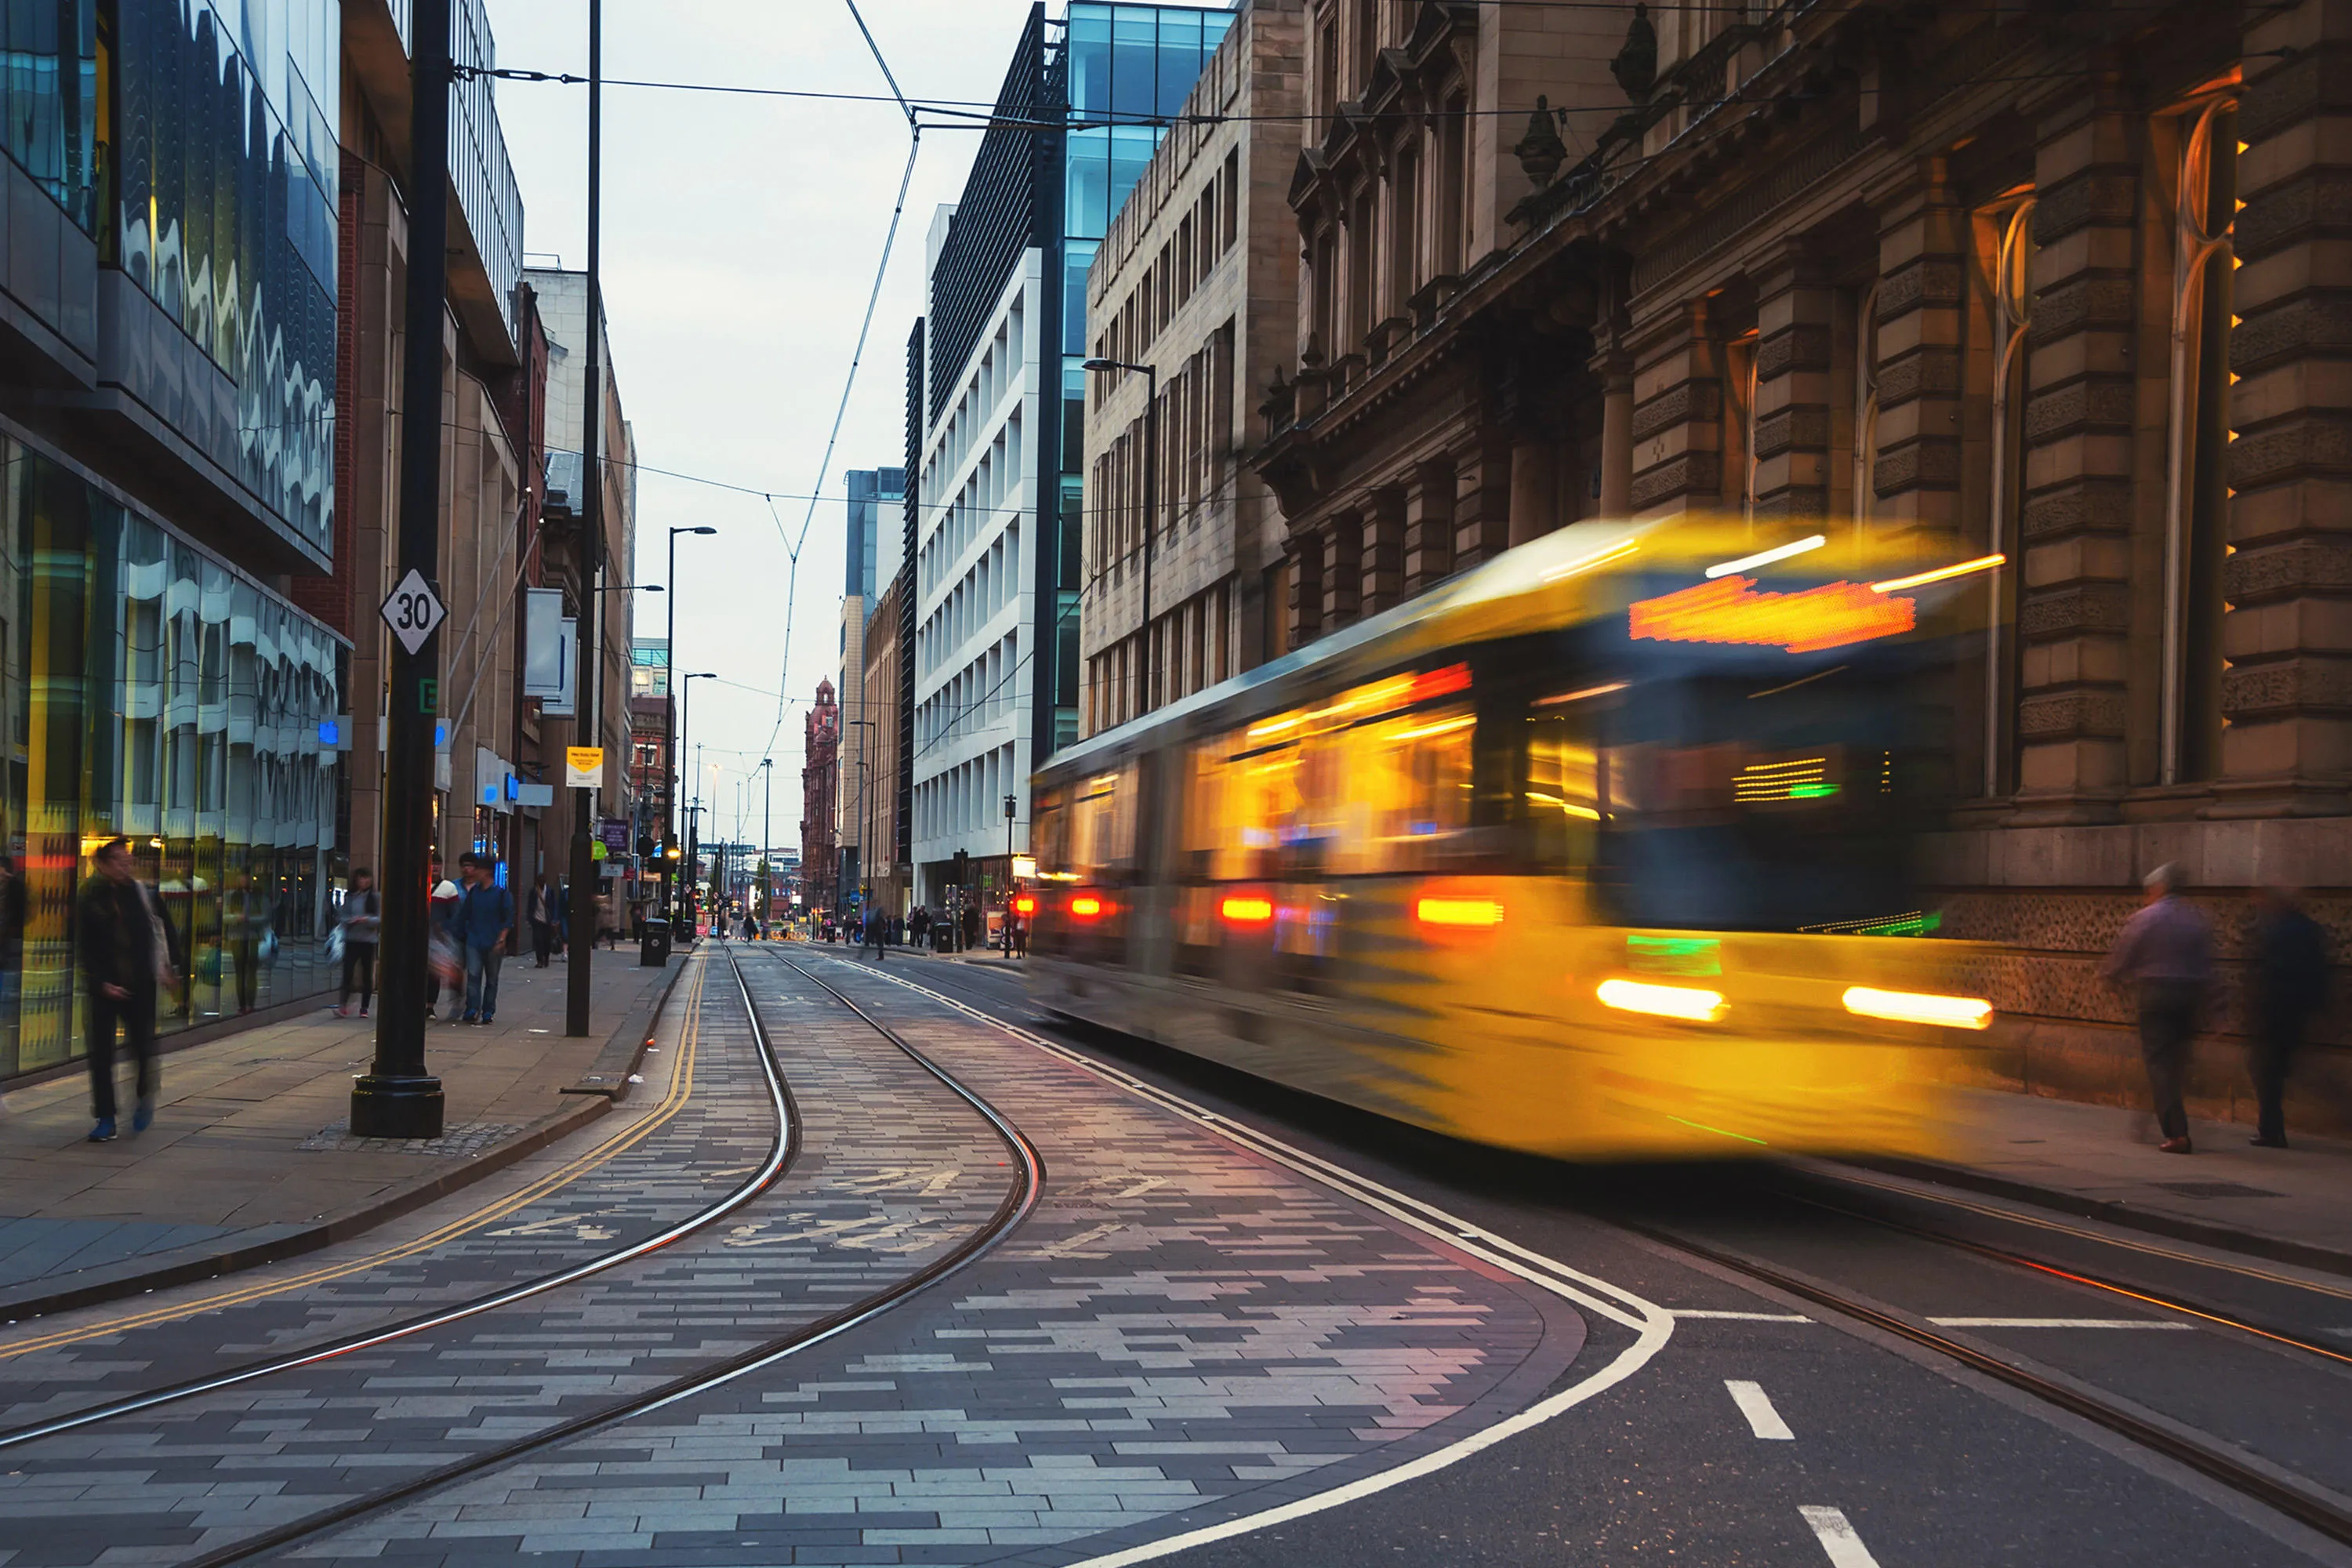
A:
[{"xmin": 0, "ymin": 959, "xmax": 711, "ymax": 1360}]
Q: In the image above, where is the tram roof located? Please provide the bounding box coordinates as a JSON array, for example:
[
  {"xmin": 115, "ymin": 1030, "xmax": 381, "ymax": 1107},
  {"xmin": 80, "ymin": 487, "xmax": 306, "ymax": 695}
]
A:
[{"xmin": 1043, "ymin": 515, "xmax": 1958, "ymax": 779}]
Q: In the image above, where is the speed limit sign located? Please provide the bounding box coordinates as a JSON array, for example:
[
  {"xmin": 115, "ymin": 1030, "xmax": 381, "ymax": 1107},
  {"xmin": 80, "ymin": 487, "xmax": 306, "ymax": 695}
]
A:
[{"xmin": 379, "ymin": 569, "xmax": 447, "ymax": 655}]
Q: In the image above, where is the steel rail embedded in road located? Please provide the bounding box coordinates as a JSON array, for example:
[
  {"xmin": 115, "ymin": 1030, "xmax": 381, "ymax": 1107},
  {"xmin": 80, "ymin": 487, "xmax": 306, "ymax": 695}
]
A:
[
  {"xmin": 0, "ymin": 956, "xmax": 797, "ymax": 1451},
  {"xmin": 864, "ymin": 953, "xmax": 2352, "ymax": 1555},
  {"xmin": 170, "ymin": 948, "xmax": 1044, "ymax": 1568}
]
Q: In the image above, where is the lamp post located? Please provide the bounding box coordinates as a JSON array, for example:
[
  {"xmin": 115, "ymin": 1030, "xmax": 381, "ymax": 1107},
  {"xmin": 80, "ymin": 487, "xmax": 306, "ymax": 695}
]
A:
[
  {"xmin": 663, "ymin": 527, "xmax": 716, "ymax": 927},
  {"xmin": 844, "ymin": 717, "xmax": 875, "ymax": 923},
  {"xmin": 564, "ymin": 0, "xmax": 607, "ymax": 1040},
  {"xmin": 676, "ymin": 671, "xmax": 717, "ymax": 933},
  {"xmin": 759, "ymin": 757, "xmax": 773, "ymax": 931},
  {"xmin": 1083, "ymin": 357, "xmax": 1157, "ymax": 718}
]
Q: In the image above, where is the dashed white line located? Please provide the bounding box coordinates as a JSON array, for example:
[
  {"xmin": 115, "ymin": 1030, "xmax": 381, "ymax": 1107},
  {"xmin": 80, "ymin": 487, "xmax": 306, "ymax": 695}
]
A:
[
  {"xmin": 1726, "ymin": 1379, "xmax": 1795, "ymax": 1439},
  {"xmin": 1800, "ymin": 1505, "xmax": 1882, "ymax": 1568},
  {"xmin": 1673, "ymin": 1308, "xmax": 1814, "ymax": 1321},
  {"xmin": 1928, "ymin": 1316, "xmax": 2193, "ymax": 1329}
]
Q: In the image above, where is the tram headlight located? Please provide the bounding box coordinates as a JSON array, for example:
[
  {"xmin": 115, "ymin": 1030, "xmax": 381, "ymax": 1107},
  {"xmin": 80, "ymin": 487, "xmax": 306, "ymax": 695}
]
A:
[
  {"xmin": 1842, "ymin": 986, "xmax": 1994, "ymax": 1029},
  {"xmin": 1597, "ymin": 978, "xmax": 1726, "ymax": 1022}
]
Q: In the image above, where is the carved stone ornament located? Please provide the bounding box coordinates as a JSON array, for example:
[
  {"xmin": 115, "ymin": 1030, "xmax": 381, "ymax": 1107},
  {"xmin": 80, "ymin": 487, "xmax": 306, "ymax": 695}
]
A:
[
  {"xmin": 1514, "ymin": 96, "xmax": 1569, "ymax": 187},
  {"xmin": 1612, "ymin": 3, "xmax": 1658, "ymax": 103}
]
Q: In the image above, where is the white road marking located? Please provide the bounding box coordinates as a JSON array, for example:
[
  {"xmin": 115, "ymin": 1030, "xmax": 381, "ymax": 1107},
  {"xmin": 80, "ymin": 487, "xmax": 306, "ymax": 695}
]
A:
[
  {"xmin": 1928, "ymin": 1316, "xmax": 2194, "ymax": 1329},
  {"xmin": 1800, "ymin": 1506, "xmax": 1882, "ymax": 1568},
  {"xmin": 1726, "ymin": 1379, "xmax": 1795, "ymax": 1439},
  {"xmin": 1674, "ymin": 1308, "xmax": 1813, "ymax": 1321}
]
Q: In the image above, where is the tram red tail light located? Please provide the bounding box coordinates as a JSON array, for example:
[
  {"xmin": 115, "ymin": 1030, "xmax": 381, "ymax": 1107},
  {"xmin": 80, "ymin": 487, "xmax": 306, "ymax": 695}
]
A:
[
  {"xmin": 1067, "ymin": 895, "xmax": 1105, "ymax": 920},
  {"xmin": 1011, "ymin": 895, "xmax": 1037, "ymax": 916},
  {"xmin": 1417, "ymin": 897, "xmax": 1504, "ymax": 928},
  {"xmin": 1220, "ymin": 895, "xmax": 1275, "ymax": 924}
]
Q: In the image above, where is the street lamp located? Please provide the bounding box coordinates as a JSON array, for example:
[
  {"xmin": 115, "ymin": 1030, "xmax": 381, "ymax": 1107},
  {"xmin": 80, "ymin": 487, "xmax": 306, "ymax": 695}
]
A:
[
  {"xmin": 676, "ymin": 670, "xmax": 717, "ymax": 932},
  {"xmin": 759, "ymin": 756, "xmax": 773, "ymax": 932},
  {"xmin": 1083, "ymin": 357, "xmax": 1158, "ymax": 719},
  {"xmin": 844, "ymin": 717, "xmax": 876, "ymax": 922},
  {"xmin": 663, "ymin": 526, "xmax": 717, "ymax": 926}
]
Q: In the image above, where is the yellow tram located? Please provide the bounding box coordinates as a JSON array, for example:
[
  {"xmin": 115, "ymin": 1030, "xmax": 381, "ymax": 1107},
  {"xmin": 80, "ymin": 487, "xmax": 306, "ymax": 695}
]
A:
[{"xmin": 1027, "ymin": 517, "xmax": 1997, "ymax": 1160}]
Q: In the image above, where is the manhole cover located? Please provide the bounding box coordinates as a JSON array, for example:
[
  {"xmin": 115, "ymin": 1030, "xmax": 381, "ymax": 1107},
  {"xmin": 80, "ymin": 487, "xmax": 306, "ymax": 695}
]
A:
[
  {"xmin": 2150, "ymin": 1181, "xmax": 2284, "ymax": 1200},
  {"xmin": 300, "ymin": 1121, "xmax": 523, "ymax": 1157}
]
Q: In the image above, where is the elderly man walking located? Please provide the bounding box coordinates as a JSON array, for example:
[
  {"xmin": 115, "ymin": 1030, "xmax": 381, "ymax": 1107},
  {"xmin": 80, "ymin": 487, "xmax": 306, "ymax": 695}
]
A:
[{"xmin": 2101, "ymin": 864, "xmax": 2212, "ymax": 1154}]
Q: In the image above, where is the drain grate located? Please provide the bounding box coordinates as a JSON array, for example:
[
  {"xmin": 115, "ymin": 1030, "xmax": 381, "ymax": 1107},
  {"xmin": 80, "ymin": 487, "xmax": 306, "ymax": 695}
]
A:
[{"xmin": 2149, "ymin": 1180, "xmax": 2284, "ymax": 1200}]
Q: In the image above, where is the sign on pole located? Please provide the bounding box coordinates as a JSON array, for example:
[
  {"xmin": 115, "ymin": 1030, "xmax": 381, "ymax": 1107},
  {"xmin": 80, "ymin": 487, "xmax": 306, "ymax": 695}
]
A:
[
  {"xmin": 564, "ymin": 746, "xmax": 605, "ymax": 788},
  {"xmin": 379, "ymin": 570, "xmax": 447, "ymax": 656}
]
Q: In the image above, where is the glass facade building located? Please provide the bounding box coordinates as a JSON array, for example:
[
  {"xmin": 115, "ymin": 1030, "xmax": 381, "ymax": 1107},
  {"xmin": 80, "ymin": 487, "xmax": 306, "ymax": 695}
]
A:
[
  {"xmin": 0, "ymin": 432, "xmax": 343, "ymax": 1081},
  {"xmin": 108, "ymin": 0, "xmax": 341, "ymax": 549}
]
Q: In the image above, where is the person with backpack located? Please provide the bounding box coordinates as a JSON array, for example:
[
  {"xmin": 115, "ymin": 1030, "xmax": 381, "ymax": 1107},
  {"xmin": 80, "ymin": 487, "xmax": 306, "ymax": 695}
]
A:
[
  {"xmin": 453, "ymin": 855, "xmax": 515, "ymax": 1025},
  {"xmin": 336, "ymin": 869, "xmax": 381, "ymax": 1018}
]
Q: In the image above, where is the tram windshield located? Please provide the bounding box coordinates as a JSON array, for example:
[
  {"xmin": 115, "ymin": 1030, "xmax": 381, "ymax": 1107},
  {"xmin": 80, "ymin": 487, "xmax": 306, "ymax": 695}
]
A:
[{"xmin": 1519, "ymin": 643, "xmax": 1948, "ymax": 935}]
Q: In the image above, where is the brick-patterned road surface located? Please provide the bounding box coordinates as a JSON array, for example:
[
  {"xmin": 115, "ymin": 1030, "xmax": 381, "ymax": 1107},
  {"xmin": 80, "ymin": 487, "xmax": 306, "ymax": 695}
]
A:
[{"xmin": 0, "ymin": 949, "xmax": 1599, "ymax": 1568}]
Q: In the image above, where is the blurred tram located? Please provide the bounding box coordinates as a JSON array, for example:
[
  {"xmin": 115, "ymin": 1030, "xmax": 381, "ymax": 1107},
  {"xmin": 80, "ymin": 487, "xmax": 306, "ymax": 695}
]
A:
[{"xmin": 1027, "ymin": 517, "xmax": 1998, "ymax": 1160}]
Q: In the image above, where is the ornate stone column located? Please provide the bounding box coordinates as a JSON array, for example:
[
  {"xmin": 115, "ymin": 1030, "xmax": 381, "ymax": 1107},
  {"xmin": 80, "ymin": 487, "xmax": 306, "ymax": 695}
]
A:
[
  {"xmin": 2216, "ymin": 0, "xmax": 2352, "ymax": 814},
  {"xmin": 1361, "ymin": 488, "xmax": 1406, "ymax": 614},
  {"xmin": 1868, "ymin": 156, "xmax": 1966, "ymax": 532},
  {"xmin": 1751, "ymin": 238, "xmax": 1835, "ymax": 523},
  {"xmin": 1452, "ymin": 441, "xmax": 1512, "ymax": 569},
  {"xmin": 1597, "ymin": 352, "xmax": 1635, "ymax": 518},
  {"xmin": 1403, "ymin": 461, "xmax": 1456, "ymax": 591},
  {"xmin": 1627, "ymin": 302, "xmax": 1723, "ymax": 517},
  {"xmin": 1323, "ymin": 514, "xmax": 1363, "ymax": 629}
]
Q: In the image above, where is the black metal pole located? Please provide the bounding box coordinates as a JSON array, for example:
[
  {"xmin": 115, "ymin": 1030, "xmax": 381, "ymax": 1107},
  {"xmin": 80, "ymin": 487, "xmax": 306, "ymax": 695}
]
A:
[
  {"xmin": 1141, "ymin": 365, "xmax": 1156, "ymax": 717},
  {"xmin": 353, "ymin": 0, "xmax": 452, "ymax": 1138},
  {"xmin": 565, "ymin": 0, "xmax": 603, "ymax": 1036},
  {"xmin": 664, "ymin": 529, "xmax": 678, "ymax": 924},
  {"xmin": 680, "ymin": 679, "xmax": 696, "ymax": 937},
  {"xmin": 762, "ymin": 757, "xmax": 772, "ymax": 928}
]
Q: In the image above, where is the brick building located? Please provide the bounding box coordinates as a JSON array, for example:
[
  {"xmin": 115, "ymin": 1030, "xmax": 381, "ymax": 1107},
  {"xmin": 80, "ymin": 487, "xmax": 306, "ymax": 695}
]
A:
[
  {"xmin": 801, "ymin": 679, "xmax": 842, "ymax": 913},
  {"xmin": 1081, "ymin": 0, "xmax": 1305, "ymax": 735},
  {"xmin": 1246, "ymin": 0, "xmax": 2349, "ymax": 1131}
]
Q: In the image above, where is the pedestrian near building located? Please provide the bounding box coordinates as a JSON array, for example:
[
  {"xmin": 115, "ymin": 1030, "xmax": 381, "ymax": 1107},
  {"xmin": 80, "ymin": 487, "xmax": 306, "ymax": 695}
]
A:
[
  {"xmin": 426, "ymin": 877, "xmax": 463, "ymax": 1020},
  {"xmin": 75, "ymin": 838, "xmax": 183, "ymax": 1142},
  {"xmin": 2246, "ymin": 884, "xmax": 2328, "ymax": 1149},
  {"xmin": 529, "ymin": 876, "xmax": 556, "ymax": 967},
  {"xmin": 336, "ymin": 869, "xmax": 381, "ymax": 1017},
  {"xmin": 2100, "ymin": 864, "xmax": 2213, "ymax": 1154},
  {"xmin": 454, "ymin": 856, "xmax": 516, "ymax": 1025}
]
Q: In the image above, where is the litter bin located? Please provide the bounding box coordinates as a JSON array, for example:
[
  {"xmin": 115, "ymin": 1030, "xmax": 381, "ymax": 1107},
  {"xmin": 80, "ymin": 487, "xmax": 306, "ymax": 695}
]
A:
[{"xmin": 640, "ymin": 917, "xmax": 671, "ymax": 967}]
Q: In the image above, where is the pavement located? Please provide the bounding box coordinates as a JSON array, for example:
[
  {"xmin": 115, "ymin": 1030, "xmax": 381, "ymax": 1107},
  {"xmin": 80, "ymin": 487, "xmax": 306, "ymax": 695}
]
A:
[
  {"xmin": 1846, "ymin": 1084, "xmax": 2352, "ymax": 1273},
  {"xmin": 0, "ymin": 943, "xmax": 679, "ymax": 1318}
]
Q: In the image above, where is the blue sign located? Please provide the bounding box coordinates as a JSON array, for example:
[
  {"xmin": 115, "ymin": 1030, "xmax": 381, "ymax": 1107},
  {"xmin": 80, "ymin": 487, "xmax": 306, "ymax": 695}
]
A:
[{"xmin": 318, "ymin": 719, "xmax": 339, "ymax": 746}]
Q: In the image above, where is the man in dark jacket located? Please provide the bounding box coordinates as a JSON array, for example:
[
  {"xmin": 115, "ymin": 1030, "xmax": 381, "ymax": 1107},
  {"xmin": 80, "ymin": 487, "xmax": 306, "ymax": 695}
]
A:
[
  {"xmin": 77, "ymin": 838, "xmax": 183, "ymax": 1142},
  {"xmin": 2248, "ymin": 884, "xmax": 2328, "ymax": 1148},
  {"xmin": 454, "ymin": 856, "xmax": 515, "ymax": 1025}
]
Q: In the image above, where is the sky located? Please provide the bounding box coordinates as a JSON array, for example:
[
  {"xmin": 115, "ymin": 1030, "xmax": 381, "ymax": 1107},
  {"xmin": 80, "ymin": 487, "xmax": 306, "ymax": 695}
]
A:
[{"xmin": 485, "ymin": 0, "xmax": 1233, "ymax": 851}]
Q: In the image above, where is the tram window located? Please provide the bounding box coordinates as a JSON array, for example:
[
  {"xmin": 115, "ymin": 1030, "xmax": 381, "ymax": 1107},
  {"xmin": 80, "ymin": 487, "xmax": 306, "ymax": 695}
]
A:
[
  {"xmin": 1313, "ymin": 702, "xmax": 1475, "ymax": 874},
  {"xmin": 1036, "ymin": 763, "xmax": 1138, "ymax": 884}
]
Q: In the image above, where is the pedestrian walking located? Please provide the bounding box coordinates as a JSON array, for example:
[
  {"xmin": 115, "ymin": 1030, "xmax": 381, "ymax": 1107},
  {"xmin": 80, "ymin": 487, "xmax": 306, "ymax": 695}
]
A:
[
  {"xmin": 453, "ymin": 855, "xmax": 515, "ymax": 1025},
  {"xmin": 75, "ymin": 838, "xmax": 183, "ymax": 1142},
  {"xmin": 2246, "ymin": 884, "xmax": 2328, "ymax": 1149},
  {"xmin": 865, "ymin": 910, "xmax": 887, "ymax": 962},
  {"xmin": 2100, "ymin": 863, "xmax": 2212, "ymax": 1154},
  {"xmin": 336, "ymin": 869, "xmax": 381, "ymax": 1017},
  {"xmin": 426, "ymin": 877, "xmax": 462, "ymax": 1018},
  {"xmin": 529, "ymin": 876, "xmax": 556, "ymax": 967}
]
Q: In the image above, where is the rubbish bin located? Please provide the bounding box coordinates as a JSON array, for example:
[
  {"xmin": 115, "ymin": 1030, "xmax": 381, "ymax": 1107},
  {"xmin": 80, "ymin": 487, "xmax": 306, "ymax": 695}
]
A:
[{"xmin": 640, "ymin": 917, "xmax": 671, "ymax": 967}]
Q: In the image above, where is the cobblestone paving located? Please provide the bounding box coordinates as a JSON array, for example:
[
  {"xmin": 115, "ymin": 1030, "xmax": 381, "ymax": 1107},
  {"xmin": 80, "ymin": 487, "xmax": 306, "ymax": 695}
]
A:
[
  {"xmin": 298, "ymin": 1123, "xmax": 528, "ymax": 1157},
  {"xmin": 293, "ymin": 954, "xmax": 1584, "ymax": 1568},
  {"xmin": 0, "ymin": 953, "xmax": 1022, "ymax": 1568}
]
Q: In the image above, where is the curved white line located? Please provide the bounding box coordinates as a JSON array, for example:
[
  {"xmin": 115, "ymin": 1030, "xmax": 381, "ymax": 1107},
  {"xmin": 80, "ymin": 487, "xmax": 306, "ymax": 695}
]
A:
[{"xmin": 817, "ymin": 956, "xmax": 1679, "ymax": 1568}]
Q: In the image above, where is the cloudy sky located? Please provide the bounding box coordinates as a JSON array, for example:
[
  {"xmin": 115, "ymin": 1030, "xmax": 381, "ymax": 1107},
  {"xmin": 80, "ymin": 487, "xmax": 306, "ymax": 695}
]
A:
[{"xmin": 485, "ymin": 0, "xmax": 1230, "ymax": 848}]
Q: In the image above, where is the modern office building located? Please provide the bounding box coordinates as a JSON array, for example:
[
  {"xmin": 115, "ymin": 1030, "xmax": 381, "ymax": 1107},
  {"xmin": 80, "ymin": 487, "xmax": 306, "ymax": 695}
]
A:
[
  {"xmin": 838, "ymin": 466, "xmax": 903, "ymax": 900},
  {"xmin": 0, "ymin": 0, "xmax": 349, "ymax": 1080},
  {"xmin": 908, "ymin": 1, "xmax": 1231, "ymax": 908}
]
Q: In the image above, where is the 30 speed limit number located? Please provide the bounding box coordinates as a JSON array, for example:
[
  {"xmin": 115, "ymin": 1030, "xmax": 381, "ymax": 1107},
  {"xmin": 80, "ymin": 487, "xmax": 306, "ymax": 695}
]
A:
[{"xmin": 380, "ymin": 568, "xmax": 447, "ymax": 655}]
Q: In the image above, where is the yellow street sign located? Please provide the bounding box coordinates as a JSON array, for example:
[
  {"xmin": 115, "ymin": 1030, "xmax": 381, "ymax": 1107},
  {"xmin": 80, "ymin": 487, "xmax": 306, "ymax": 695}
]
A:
[{"xmin": 564, "ymin": 746, "xmax": 604, "ymax": 787}]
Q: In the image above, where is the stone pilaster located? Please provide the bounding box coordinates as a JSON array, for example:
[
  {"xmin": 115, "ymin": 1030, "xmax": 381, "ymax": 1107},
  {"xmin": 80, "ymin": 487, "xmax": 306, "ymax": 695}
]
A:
[
  {"xmin": 1452, "ymin": 443, "xmax": 1511, "ymax": 569},
  {"xmin": 1403, "ymin": 462, "xmax": 1455, "ymax": 590},
  {"xmin": 1361, "ymin": 488, "xmax": 1406, "ymax": 614},
  {"xmin": 1751, "ymin": 240, "xmax": 1835, "ymax": 524},
  {"xmin": 2216, "ymin": 0, "xmax": 2352, "ymax": 813},
  {"xmin": 1597, "ymin": 352, "xmax": 1634, "ymax": 518},
  {"xmin": 2010, "ymin": 89, "xmax": 2144, "ymax": 818},
  {"xmin": 1288, "ymin": 532, "xmax": 1323, "ymax": 652},
  {"xmin": 1323, "ymin": 516, "xmax": 1362, "ymax": 629},
  {"xmin": 1870, "ymin": 157, "xmax": 1967, "ymax": 532},
  {"xmin": 1627, "ymin": 302, "xmax": 1724, "ymax": 517}
]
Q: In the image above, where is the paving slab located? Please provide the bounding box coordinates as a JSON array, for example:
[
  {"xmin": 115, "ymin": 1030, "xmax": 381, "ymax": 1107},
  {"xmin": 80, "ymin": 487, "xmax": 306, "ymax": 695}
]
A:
[
  {"xmin": 0, "ymin": 947, "xmax": 681, "ymax": 1314},
  {"xmin": 1846, "ymin": 1083, "xmax": 2352, "ymax": 1272}
]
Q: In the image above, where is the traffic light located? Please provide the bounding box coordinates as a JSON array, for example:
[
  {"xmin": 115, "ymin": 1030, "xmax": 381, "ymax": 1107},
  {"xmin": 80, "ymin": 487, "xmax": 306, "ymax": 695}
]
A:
[
  {"xmin": 953, "ymin": 849, "xmax": 970, "ymax": 886},
  {"xmin": 637, "ymin": 836, "xmax": 655, "ymax": 858}
]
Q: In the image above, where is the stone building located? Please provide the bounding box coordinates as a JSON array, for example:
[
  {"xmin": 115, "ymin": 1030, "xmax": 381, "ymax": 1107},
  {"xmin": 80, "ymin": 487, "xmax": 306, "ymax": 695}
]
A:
[
  {"xmin": 1250, "ymin": 0, "xmax": 2349, "ymax": 1131},
  {"xmin": 861, "ymin": 576, "xmax": 908, "ymax": 920},
  {"xmin": 1080, "ymin": 0, "xmax": 1305, "ymax": 736},
  {"xmin": 801, "ymin": 679, "xmax": 841, "ymax": 914}
]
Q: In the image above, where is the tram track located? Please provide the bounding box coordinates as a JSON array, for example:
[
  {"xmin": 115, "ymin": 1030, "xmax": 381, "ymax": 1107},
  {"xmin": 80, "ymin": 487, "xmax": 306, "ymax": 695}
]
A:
[
  {"xmin": 140, "ymin": 949, "xmax": 1046, "ymax": 1568},
  {"xmin": 879, "ymin": 951, "xmax": 2352, "ymax": 1556}
]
